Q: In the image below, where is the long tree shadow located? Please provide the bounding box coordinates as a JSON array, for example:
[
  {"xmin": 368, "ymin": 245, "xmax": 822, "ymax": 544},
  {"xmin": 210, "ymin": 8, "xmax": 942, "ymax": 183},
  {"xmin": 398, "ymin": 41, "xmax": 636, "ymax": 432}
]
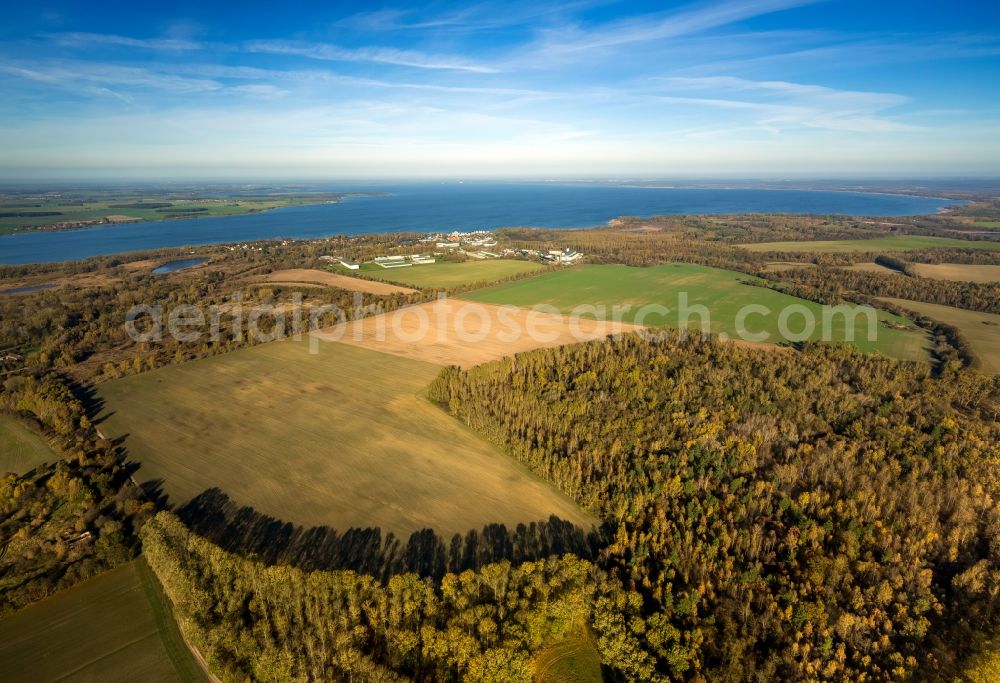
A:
[
  {"xmin": 64, "ymin": 380, "xmax": 109, "ymax": 425},
  {"xmin": 176, "ymin": 488, "xmax": 609, "ymax": 582}
]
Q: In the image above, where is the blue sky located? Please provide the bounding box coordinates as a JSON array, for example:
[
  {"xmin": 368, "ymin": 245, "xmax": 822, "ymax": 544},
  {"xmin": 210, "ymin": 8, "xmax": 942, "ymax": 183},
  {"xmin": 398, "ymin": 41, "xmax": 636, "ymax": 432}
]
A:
[{"xmin": 1, "ymin": 1, "xmax": 998, "ymax": 178}]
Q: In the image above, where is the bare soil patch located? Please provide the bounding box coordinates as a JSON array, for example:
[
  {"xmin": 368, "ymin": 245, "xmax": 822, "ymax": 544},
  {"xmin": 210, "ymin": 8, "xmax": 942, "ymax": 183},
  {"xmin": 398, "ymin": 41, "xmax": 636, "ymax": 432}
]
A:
[{"xmin": 314, "ymin": 299, "xmax": 642, "ymax": 368}]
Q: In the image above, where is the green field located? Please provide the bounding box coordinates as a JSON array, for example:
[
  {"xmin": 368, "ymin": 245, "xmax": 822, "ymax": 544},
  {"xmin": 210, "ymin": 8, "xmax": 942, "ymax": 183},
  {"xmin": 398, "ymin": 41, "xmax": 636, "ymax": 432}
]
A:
[
  {"xmin": 0, "ymin": 559, "xmax": 207, "ymax": 682},
  {"xmin": 740, "ymin": 236, "xmax": 1000, "ymax": 253},
  {"xmin": 879, "ymin": 298, "xmax": 1000, "ymax": 374},
  {"xmin": 463, "ymin": 264, "xmax": 931, "ymax": 361},
  {"xmin": 0, "ymin": 415, "xmax": 55, "ymax": 474},
  {"xmin": 336, "ymin": 259, "xmax": 546, "ymax": 289},
  {"xmin": 97, "ymin": 339, "xmax": 593, "ymax": 536}
]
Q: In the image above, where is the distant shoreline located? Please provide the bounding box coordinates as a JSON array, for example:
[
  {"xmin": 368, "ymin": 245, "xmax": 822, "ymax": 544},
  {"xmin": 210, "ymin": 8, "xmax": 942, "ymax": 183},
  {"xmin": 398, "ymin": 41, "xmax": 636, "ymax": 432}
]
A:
[{"xmin": 5, "ymin": 192, "xmax": 387, "ymax": 235}]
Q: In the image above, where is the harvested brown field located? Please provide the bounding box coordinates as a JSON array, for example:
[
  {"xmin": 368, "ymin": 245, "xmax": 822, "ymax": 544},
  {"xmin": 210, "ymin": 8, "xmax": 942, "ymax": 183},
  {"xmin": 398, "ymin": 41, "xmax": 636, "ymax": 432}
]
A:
[
  {"xmin": 97, "ymin": 339, "xmax": 594, "ymax": 536},
  {"xmin": 314, "ymin": 299, "xmax": 641, "ymax": 368},
  {"xmin": 910, "ymin": 263, "xmax": 1000, "ymax": 283},
  {"xmin": 252, "ymin": 268, "xmax": 417, "ymax": 295}
]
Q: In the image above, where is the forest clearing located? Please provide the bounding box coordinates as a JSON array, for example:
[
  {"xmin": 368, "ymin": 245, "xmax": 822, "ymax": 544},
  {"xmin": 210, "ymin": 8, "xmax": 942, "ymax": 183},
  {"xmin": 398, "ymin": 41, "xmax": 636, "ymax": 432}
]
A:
[
  {"xmin": 96, "ymin": 338, "xmax": 594, "ymax": 536},
  {"xmin": 0, "ymin": 415, "xmax": 55, "ymax": 474}
]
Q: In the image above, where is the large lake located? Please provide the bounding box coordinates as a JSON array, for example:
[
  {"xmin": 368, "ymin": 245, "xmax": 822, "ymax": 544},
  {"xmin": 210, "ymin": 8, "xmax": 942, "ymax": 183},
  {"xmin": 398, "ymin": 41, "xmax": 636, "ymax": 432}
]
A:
[{"xmin": 0, "ymin": 183, "xmax": 960, "ymax": 265}]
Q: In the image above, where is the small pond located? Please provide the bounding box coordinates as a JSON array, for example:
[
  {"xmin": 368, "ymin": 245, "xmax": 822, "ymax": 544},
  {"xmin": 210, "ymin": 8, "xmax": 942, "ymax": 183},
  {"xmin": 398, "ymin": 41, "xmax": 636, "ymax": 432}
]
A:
[{"xmin": 151, "ymin": 258, "xmax": 206, "ymax": 274}]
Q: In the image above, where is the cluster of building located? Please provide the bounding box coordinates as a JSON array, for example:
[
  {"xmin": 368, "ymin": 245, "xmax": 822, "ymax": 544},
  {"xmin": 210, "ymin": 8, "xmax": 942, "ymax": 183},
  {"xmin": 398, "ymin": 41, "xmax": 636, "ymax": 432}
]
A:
[
  {"xmin": 419, "ymin": 230, "xmax": 498, "ymax": 250},
  {"xmin": 316, "ymin": 228, "xmax": 584, "ymax": 271},
  {"xmin": 508, "ymin": 247, "xmax": 582, "ymax": 264},
  {"xmin": 372, "ymin": 254, "xmax": 436, "ymax": 269}
]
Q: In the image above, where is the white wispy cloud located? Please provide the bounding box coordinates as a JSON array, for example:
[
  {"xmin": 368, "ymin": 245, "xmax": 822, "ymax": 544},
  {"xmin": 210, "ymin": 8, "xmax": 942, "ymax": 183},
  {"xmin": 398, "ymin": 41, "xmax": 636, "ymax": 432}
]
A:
[
  {"xmin": 529, "ymin": 0, "xmax": 823, "ymax": 58},
  {"xmin": 46, "ymin": 32, "xmax": 206, "ymax": 51},
  {"xmin": 242, "ymin": 39, "xmax": 498, "ymax": 73},
  {"xmin": 660, "ymin": 75, "xmax": 909, "ymax": 109},
  {"xmin": 42, "ymin": 31, "xmax": 500, "ymax": 73},
  {"xmin": 649, "ymin": 76, "xmax": 919, "ymax": 133},
  {"xmin": 336, "ymin": 1, "xmax": 608, "ymax": 32},
  {"xmin": 0, "ymin": 64, "xmax": 133, "ymax": 103}
]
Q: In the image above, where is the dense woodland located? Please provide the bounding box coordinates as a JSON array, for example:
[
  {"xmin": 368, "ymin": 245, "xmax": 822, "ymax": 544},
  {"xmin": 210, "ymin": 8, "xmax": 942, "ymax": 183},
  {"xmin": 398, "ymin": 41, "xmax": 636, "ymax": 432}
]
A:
[
  {"xmin": 765, "ymin": 266, "xmax": 999, "ymax": 314},
  {"xmin": 0, "ymin": 252, "xmax": 426, "ymax": 384},
  {"xmin": 430, "ymin": 333, "xmax": 1000, "ymax": 680},
  {"xmin": 0, "ymin": 373, "xmax": 153, "ymax": 614},
  {"xmin": 143, "ymin": 511, "xmax": 609, "ymax": 682}
]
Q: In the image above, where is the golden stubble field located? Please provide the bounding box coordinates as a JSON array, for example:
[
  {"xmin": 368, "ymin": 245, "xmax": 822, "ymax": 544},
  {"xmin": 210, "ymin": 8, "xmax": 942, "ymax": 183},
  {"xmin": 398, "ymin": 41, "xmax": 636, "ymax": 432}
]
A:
[
  {"xmin": 909, "ymin": 263, "xmax": 1000, "ymax": 284},
  {"xmin": 250, "ymin": 268, "xmax": 419, "ymax": 295},
  {"xmin": 97, "ymin": 338, "xmax": 596, "ymax": 537}
]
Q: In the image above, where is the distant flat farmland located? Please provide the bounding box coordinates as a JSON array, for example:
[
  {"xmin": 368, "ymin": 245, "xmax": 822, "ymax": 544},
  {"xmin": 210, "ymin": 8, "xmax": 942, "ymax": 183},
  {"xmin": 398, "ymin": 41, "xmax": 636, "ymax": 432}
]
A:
[
  {"xmin": 0, "ymin": 559, "xmax": 207, "ymax": 682},
  {"xmin": 0, "ymin": 416, "xmax": 55, "ymax": 474},
  {"xmin": 879, "ymin": 297, "xmax": 1000, "ymax": 373},
  {"xmin": 463, "ymin": 264, "xmax": 931, "ymax": 361},
  {"xmin": 336, "ymin": 259, "xmax": 546, "ymax": 289},
  {"xmin": 740, "ymin": 236, "xmax": 1000, "ymax": 253},
  {"xmin": 97, "ymin": 339, "xmax": 593, "ymax": 536},
  {"xmin": 909, "ymin": 263, "xmax": 1000, "ymax": 283}
]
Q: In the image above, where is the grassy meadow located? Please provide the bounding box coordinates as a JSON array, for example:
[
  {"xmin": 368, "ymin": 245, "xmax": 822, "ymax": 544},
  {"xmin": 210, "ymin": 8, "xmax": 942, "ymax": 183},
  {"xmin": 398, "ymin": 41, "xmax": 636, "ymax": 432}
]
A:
[
  {"xmin": 336, "ymin": 259, "xmax": 546, "ymax": 289},
  {"xmin": 463, "ymin": 263, "xmax": 931, "ymax": 361},
  {"xmin": 740, "ymin": 236, "xmax": 1000, "ymax": 253},
  {"xmin": 0, "ymin": 559, "xmax": 207, "ymax": 682},
  {"xmin": 879, "ymin": 297, "xmax": 1000, "ymax": 373},
  {"xmin": 0, "ymin": 415, "xmax": 55, "ymax": 474},
  {"xmin": 97, "ymin": 339, "xmax": 593, "ymax": 537}
]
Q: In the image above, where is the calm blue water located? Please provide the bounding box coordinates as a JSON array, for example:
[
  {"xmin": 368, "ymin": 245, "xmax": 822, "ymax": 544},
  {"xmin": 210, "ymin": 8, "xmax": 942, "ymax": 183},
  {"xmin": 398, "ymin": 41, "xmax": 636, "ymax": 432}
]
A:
[
  {"xmin": 151, "ymin": 258, "xmax": 206, "ymax": 274},
  {"xmin": 0, "ymin": 183, "xmax": 960, "ymax": 265}
]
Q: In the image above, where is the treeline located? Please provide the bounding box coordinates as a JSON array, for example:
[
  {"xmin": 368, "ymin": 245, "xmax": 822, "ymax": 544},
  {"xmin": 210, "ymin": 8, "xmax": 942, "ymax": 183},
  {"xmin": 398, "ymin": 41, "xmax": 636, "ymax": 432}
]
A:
[
  {"xmin": 0, "ymin": 373, "xmax": 154, "ymax": 614},
  {"xmin": 143, "ymin": 511, "xmax": 646, "ymax": 682},
  {"xmin": 599, "ymin": 210, "xmax": 1000, "ymax": 245},
  {"xmin": 0, "ymin": 265, "xmax": 425, "ymax": 383},
  {"xmin": 176, "ymin": 487, "xmax": 599, "ymax": 581},
  {"xmin": 768, "ymin": 266, "xmax": 1000, "ymax": 314},
  {"xmin": 750, "ymin": 277, "xmax": 979, "ymax": 370},
  {"xmin": 428, "ymin": 333, "xmax": 1000, "ymax": 680},
  {"xmin": 501, "ymin": 227, "xmax": 762, "ymax": 273}
]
